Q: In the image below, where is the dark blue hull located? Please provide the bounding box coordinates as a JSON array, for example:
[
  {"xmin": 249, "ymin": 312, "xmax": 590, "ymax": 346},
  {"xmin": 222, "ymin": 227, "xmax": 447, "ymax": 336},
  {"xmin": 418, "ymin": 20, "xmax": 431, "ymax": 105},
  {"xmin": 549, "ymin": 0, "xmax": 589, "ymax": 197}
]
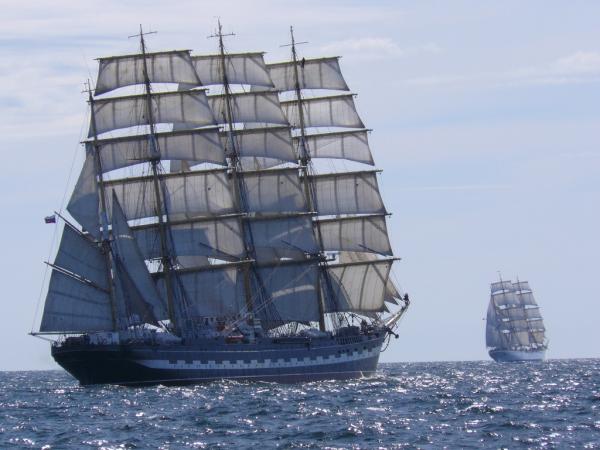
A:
[{"xmin": 52, "ymin": 333, "xmax": 385, "ymax": 386}]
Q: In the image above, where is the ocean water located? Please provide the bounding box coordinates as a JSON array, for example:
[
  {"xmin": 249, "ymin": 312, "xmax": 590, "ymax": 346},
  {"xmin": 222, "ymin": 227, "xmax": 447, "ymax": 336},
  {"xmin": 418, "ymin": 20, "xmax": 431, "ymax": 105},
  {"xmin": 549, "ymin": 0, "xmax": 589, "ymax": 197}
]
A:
[{"xmin": 1, "ymin": 360, "xmax": 599, "ymax": 449}]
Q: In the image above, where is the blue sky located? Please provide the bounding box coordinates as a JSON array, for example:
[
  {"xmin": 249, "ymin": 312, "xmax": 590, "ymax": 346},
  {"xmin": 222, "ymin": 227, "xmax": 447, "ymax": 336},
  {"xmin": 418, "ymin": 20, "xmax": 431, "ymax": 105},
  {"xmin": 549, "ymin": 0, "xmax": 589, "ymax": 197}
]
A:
[{"xmin": 0, "ymin": 1, "xmax": 598, "ymax": 370}]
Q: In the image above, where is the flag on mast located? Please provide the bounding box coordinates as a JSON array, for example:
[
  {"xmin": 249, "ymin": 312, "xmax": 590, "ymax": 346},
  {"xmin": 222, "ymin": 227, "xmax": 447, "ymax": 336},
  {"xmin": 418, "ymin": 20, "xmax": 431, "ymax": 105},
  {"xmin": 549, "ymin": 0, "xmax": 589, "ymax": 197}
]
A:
[{"xmin": 44, "ymin": 215, "xmax": 56, "ymax": 224}]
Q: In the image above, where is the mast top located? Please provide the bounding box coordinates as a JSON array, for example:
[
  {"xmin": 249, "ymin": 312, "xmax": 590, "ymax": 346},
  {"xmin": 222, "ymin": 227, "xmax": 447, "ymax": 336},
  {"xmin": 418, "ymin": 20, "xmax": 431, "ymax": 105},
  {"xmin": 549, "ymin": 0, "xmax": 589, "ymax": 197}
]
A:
[
  {"xmin": 128, "ymin": 24, "xmax": 157, "ymax": 41},
  {"xmin": 280, "ymin": 26, "xmax": 308, "ymax": 49},
  {"xmin": 207, "ymin": 19, "xmax": 235, "ymax": 41},
  {"xmin": 82, "ymin": 79, "xmax": 94, "ymax": 96},
  {"xmin": 128, "ymin": 24, "xmax": 157, "ymax": 56}
]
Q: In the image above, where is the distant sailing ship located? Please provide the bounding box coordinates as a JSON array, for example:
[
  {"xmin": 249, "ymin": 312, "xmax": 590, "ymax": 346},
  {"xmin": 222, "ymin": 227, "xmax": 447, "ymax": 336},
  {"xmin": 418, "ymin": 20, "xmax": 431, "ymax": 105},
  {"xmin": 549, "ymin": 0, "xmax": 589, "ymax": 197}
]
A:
[
  {"xmin": 31, "ymin": 23, "xmax": 410, "ymax": 385},
  {"xmin": 486, "ymin": 278, "xmax": 547, "ymax": 362}
]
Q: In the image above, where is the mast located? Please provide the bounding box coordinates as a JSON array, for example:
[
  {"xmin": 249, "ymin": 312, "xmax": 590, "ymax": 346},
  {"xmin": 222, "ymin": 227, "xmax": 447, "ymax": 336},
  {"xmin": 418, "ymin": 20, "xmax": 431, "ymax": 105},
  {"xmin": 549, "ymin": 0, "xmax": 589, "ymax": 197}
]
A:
[
  {"xmin": 210, "ymin": 19, "xmax": 256, "ymax": 316},
  {"xmin": 135, "ymin": 25, "xmax": 178, "ymax": 329},
  {"xmin": 492, "ymin": 272, "xmax": 513, "ymax": 349},
  {"xmin": 515, "ymin": 276, "xmax": 541, "ymax": 349},
  {"xmin": 87, "ymin": 82, "xmax": 118, "ymax": 330},
  {"xmin": 286, "ymin": 26, "xmax": 327, "ymax": 331}
]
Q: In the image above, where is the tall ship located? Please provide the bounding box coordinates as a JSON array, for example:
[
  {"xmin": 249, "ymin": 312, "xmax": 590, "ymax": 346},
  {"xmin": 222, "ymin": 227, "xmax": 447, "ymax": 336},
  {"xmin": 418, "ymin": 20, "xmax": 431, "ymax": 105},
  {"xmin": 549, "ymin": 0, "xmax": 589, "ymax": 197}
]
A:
[
  {"xmin": 32, "ymin": 24, "xmax": 410, "ymax": 385},
  {"xmin": 486, "ymin": 278, "xmax": 547, "ymax": 362}
]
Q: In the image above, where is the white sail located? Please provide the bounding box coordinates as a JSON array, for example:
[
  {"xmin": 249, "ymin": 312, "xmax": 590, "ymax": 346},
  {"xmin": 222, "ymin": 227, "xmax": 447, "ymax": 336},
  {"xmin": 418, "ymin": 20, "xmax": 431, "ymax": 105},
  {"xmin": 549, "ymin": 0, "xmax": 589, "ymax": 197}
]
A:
[
  {"xmin": 191, "ymin": 53, "xmax": 274, "ymax": 87},
  {"xmin": 67, "ymin": 152, "xmax": 101, "ymax": 239},
  {"xmin": 486, "ymin": 299, "xmax": 504, "ymax": 348},
  {"xmin": 133, "ymin": 217, "xmax": 245, "ymax": 262},
  {"xmin": 525, "ymin": 307, "xmax": 542, "ymax": 320},
  {"xmin": 298, "ymin": 129, "xmax": 373, "ymax": 165},
  {"xmin": 384, "ymin": 278, "xmax": 401, "ymax": 305},
  {"xmin": 490, "ymin": 280, "xmax": 513, "ymax": 293},
  {"xmin": 506, "ymin": 308, "xmax": 526, "ymax": 320},
  {"xmin": 311, "ymin": 171, "xmax": 386, "ymax": 216},
  {"xmin": 317, "ymin": 215, "xmax": 392, "ymax": 255},
  {"xmin": 509, "ymin": 330, "xmax": 531, "ymax": 347},
  {"xmin": 242, "ymin": 169, "xmax": 307, "ymax": 213},
  {"xmin": 336, "ymin": 252, "xmax": 399, "ymax": 304},
  {"xmin": 89, "ymin": 128, "xmax": 226, "ymax": 173},
  {"xmin": 239, "ymin": 156, "xmax": 289, "ymax": 170},
  {"xmin": 224, "ymin": 127, "xmax": 297, "ymax": 163},
  {"xmin": 513, "ymin": 281, "xmax": 531, "ymax": 292},
  {"xmin": 54, "ymin": 226, "xmax": 108, "ymax": 289},
  {"xmin": 531, "ymin": 330, "xmax": 546, "ymax": 344},
  {"xmin": 258, "ymin": 263, "xmax": 320, "ymax": 323},
  {"xmin": 209, "ymin": 92, "xmax": 288, "ymax": 125},
  {"xmin": 90, "ymin": 90, "xmax": 216, "ymax": 137},
  {"xmin": 40, "ymin": 270, "xmax": 112, "ymax": 332},
  {"xmin": 105, "ymin": 169, "xmax": 236, "ymax": 221},
  {"xmin": 248, "ymin": 215, "xmax": 318, "ymax": 261},
  {"xmin": 508, "ymin": 319, "xmax": 530, "ymax": 331},
  {"xmin": 281, "ymin": 94, "xmax": 364, "ymax": 129},
  {"xmin": 516, "ymin": 291, "xmax": 537, "ymax": 306},
  {"xmin": 95, "ymin": 50, "xmax": 201, "ymax": 95},
  {"xmin": 111, "ymin": 195, "xmax": 167, "ymax": 321},
  {"xmin": 267, "ymin": 57, "xmax": 349, "ymax": 91},
  {"xmin": 488, "ymin": 278, "xmax": 548, "ymax": 351},
  {"xmin": 492, "ymin": 291, "xmax": 519, "ymax": 308},
  {"xmin": 156, "ymin": 266, "xmax": 243, "ymax": 318},
  {"xmin": 325, "ymin": 260, "xmax": 393, "ymax": 313}
]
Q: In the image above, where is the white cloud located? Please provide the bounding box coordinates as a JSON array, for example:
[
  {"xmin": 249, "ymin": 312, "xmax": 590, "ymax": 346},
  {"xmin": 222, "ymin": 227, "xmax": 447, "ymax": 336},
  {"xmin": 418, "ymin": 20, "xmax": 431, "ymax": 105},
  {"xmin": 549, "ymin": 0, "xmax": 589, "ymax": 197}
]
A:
[
  {"xmin": 320, "ymin": 37, "xmax": 404, "ymax": 57},
  {"xmin": 554, "ymin": 50, "xmax": 600, "ymax": 75},
  {"xmin": 319, "ymin": 38, "xmax": 440, "ymax": 60},
  {"xmin": 402, "ymin": 50, "xmax": 600, "ymax": 88},
  {"xmin": 398, "ymin": 184, "xmax": 511, "ymax": 192}
]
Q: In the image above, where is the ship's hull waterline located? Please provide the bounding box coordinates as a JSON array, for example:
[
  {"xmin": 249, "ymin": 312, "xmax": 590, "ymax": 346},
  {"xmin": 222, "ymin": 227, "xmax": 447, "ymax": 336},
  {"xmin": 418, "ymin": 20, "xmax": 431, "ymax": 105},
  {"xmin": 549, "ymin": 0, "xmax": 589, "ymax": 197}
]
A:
[
  {"xmin": 489, "ymin": 349, "xmax": 546, "ymax": 362},
  {"xmin": 52, "ymin": 334, "xmax": 386, "ymax": 386}
]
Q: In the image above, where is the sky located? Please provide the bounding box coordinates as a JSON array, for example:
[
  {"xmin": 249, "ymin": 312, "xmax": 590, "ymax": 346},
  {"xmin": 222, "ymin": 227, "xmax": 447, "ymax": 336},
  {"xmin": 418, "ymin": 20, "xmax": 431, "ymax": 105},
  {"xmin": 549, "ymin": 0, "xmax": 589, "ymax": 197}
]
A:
[{"xmin": 0, "ymin": 0, "xmax": 598, "ymax": 370}]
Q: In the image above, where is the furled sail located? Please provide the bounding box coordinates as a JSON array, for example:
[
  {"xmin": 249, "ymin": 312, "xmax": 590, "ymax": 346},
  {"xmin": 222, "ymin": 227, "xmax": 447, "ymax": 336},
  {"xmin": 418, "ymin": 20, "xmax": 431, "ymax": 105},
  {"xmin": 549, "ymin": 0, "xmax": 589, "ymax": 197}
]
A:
[
  {"xmin": 296, "ymin": 129, "xmax": 374, "ymax": 165},
  {"xmin": 208, "ymin": 92, "xmax": 288, "ymax": 125},
  {"xmin": 310, "ymin": 171, "xmax": 386, "ymax": 216},
  {"xmin": 190, "ymin": 53, "xmax": 274, "ymax": 87},
  {"xmin": 266, "ymin": 57, "xmax": 349, "ymax": 91},
  {"xmin": 281, "ymin": 94, "xmax": 364, "ymax": 129},
  {"xmin": 89, "ymin": 128, "xmax": 226, "ymax": 173},
  {"xmin": 89, "ymin": 90, "xmax": 216, "ymax": 137},
  {"xmin": 95, "ymin": 50, "xmax": 201, "ymax": 95}
]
